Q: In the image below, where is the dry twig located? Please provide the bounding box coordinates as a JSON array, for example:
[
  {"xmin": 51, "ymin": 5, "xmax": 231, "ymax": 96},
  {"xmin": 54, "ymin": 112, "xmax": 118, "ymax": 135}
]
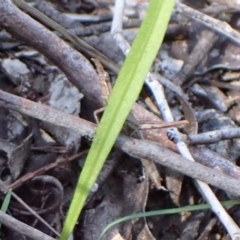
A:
[
  {"xmin": 0, "ymin": 210, "xmax": 55, "ymax": 240},
  {"xmin": 0, "ymin": 90, "xmax": 240, "ymax": 197}
]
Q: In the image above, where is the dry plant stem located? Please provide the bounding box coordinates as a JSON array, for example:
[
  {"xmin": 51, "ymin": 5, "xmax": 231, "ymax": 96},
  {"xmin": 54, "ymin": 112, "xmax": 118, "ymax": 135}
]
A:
[
  {"xmin": 3, "ymin": 151, "xmax": 88, "ymax": 192},
  {"xmin": 189, "ymin": 146, "xmax": 240, "ymax": 178},
  {"xmin": 13, "ymin": 0, "xmax": 120, "ymax": 74},
  {"xmin": 155, "ymin": 72, "xmax": 240, "ymax": 237},
  {"xmin": 70, "ymin": 19, "xmax": 141, "ymax": 37},
  {"xmin": 11, "ymin": 191, "xmax": 60, "ymax": 237},
  {"xmin": 0, "ymin": 0, "xmax": 103, "ymax": 109},
  {"xmin": 117, "ymin": 136, "xmax": 240, "ymax": 197},
  {"xmin": 111, "ymin": 0, "xmax": 130, "ymax": 56},
  {"xmin": 111, "ymin": 0, "xmax": 124, "ymax": 34},
  {"xmin": 137, "ymin": 120, "xmax": 188, "ymax": 130},
  {"xmin": 69, "ymin": 13, "xmax": 110, "ymax": 23},
  {"xmin": 176, "ymin": 139, "xmax": 240, "ymax": 239},
  {"xmin": 145, "ymin": 74, "xmax": 185, "ymax": 199},
  {"xmin": 174, "ymin": 30, "xmax": 219, "ymax": 86},
  {"xmin": 0, "ymin": 88, "xmax": 239, "ymax": 180},
  {"xmin": 34, "ymin": 0, "xmax": 76, "ymax": 28},
  {"xmin": 188, "ymin": 128, "xmax": 240, "ymax": 145},
  {"xmin": 1, "ymin": 91, "xmax": 240, "ymax": 197},
  {"xmin": 176, "ymin": 1, "xmax": 240, "ymax": 46},
  {"xmin": 9, "ymin": 177, "xmax": 63, "ymax": 216},
  {"xmin": 0, "ymin": 210, "xmax": 55, "ymax": 240},
  {"xmin": 62, "ymin": 13, "xmax": 111, "ymax": 23},
  {"xmin": 151, "ymin": 75, "xmax": 240, "ymax": 237},
  {"xmin": 111, "ymin": 0, "xmax": 131, "ymax": 55},
  {"xmin": 197, "ymin": 218, "xmax": 218, "ymax": 240}
]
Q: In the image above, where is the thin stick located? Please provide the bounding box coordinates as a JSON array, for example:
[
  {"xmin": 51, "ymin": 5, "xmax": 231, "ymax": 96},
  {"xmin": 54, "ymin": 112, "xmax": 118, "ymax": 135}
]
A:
[
  {"xmin": 111, "ymin": 1, "xmax": 240, "ymax": 237},
  {"xmin": 176, "ymin": 1, "xmax": 240, "ymax": 46},
  {"xmin": 0, "ymin": 210, "xmax": 55, "ymax": 240},
  {"xmin": 0, "ymin": 91, "xmax": 240, "ymax": 196},
  {"xmin": 131, "ymin": 119, "xmax": 188, "ymax": 130},
  {"xmin": 13, "ymin": 0, "xmax": 120, "ymax": 74},
  {"xmin": 11, "ymin": 191, "xmax": 60, "ymax": 237},
  {"xmin": 2, "ymin": 151, "xmax": 88, "ymax": 193}
]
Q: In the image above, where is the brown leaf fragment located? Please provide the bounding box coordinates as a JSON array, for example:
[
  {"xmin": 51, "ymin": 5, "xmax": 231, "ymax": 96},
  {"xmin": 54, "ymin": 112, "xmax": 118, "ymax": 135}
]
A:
[
  {"xmin": 83, "ymin": 190, "xmax": 123, "ymax": 240},
  {"xmin": 165, "ymin": 169, "xmax": 183, "ymax": 206},
  {"xmin": 120, "ymin": 171, "xmax": 155, "ymax": 240}
]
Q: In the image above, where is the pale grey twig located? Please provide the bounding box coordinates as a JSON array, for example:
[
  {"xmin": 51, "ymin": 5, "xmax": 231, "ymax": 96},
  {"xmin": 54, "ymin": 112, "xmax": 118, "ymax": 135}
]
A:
[
  {"xmin": 164, "ymin": 128, "xmax": 240, "ymax": 240},
  {"xmin": 117, "ymin": 135, "xmax": 240, "ymax": 197},
  {"xmin": 176, "ymin": 1, "xmax": 240, "ymax": 46},
  {"xmin": 111, "ymin": 0, "xmax": 124, "ymax": 34},
  {"xmin": 64, "ymin": 13, "xmax": 112, "ymax": 23},
  {"xmin": 110, "ymin": 1, "xmax": 240, "ymax": 236},
  {"xmin": 0, "ymin": 210, "xmax": 55, "ymax": 240},
  {"xmin": 174, "ymin": 30, "xmax": 219, "ymax": 86},
  {"xmin": 34, "ymin": 0, "xmax": 77, "ymax": 28},
  {"xmin": 1, "ymin": 90, "xmax": 240, "ymax": 196},
  {"xmin": 111, "ymin": 0, "xmax": 131, "ymax": 56},
  {"xmin": 70, "ymin": 19, "xmax": 141, "ymax": 37},
  {"xmin": 151, "ymin": 58, "xmax": 240, "ymax": 240},
  {"xmin": 110, "ymin": 0, "xmax": 164, "ymax": 189},
  {"xmin": 188, "ymin": 128, "xmax": 240, "ymax": 145},
  {"xmin": 170, "ymin": 3, "xmax": 240, "ymax": 238}
]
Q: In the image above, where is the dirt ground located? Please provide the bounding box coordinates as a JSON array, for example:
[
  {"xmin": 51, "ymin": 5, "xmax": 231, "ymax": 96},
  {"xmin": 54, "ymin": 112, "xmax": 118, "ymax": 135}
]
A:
[{"xmin": 0, "ymin": 0, "xmax": 240, "ymax": 239}]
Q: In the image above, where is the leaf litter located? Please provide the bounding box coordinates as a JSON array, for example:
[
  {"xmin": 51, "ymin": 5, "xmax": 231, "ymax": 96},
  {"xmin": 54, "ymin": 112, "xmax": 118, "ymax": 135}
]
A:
[{"xmin": 1, "ymin": 0, "xmax": 240, "ymax": 239}]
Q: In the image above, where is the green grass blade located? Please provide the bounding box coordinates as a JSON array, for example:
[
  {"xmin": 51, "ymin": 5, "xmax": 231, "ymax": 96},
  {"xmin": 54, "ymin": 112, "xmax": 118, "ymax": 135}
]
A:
[
  {"xmin": 0, "ymin": 189, "xmax": 12, "ymax": 229},
  {"xmin": 60, "ymin": 0, "xmax": 175, "ymax": 239},
  {"xmin": 99, "ymin": 200, "xmax": 240, "ymax": 239}
]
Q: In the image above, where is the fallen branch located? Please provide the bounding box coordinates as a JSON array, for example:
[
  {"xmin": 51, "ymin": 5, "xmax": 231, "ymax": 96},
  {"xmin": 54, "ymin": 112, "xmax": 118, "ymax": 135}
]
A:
[
  {"xmin": 0, "ymin": 90, "xmax": 240, "ymax": 197},
  {"xmin": 0, "ymin": 210, "xmax": 55, "ymax": 240},
  {"xmin": 0, "ymin": 0, "xmax": 103, "ymax": 109},
  {"xmin": 0, "ymin": 0, "xmax": 238, "ymax": 181}
]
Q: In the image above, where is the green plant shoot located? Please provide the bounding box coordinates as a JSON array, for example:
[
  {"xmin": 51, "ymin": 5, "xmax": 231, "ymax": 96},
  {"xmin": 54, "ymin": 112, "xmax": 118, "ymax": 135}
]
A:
[{"xmin": 60, "ymin": 0, "xmax": 175, "ymax": 239}]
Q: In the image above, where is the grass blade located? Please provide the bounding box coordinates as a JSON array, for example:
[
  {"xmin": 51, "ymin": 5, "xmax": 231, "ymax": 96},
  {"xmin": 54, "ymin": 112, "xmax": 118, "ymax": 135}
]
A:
[
  {"xmin": 99, "ymin": 200, "xmax": 240, "ymax": 239},
  {"xmin": 0, "ymin": 189, "xmax": 12, "ymax": 230},
  {"xmin": 60, "ymin": 1, "xmax": 175, "ymax": 239}
]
